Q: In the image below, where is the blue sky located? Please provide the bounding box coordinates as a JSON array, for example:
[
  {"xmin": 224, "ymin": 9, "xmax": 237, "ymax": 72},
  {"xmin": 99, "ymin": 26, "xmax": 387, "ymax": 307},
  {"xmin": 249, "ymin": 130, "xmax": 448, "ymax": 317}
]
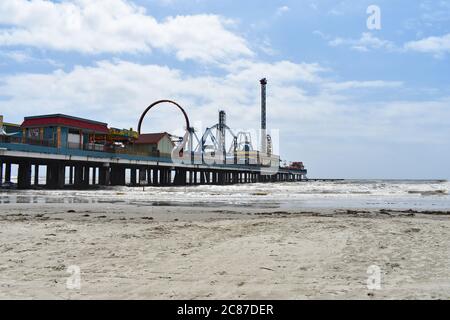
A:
[{"xmin": 0, "ymin": 0, "xmax": 449, "ymax": 179}]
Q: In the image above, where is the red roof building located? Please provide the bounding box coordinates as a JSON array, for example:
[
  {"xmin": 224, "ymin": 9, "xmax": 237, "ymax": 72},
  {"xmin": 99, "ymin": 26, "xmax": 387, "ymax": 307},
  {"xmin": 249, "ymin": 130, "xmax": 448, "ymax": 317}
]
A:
[
  {"xmin": 21, "ymin": 114, "xmax": 108, "ymax": 133},
  {"xmin": 21, "ymin": 114, "xmax": 109, "ymax": 149}
]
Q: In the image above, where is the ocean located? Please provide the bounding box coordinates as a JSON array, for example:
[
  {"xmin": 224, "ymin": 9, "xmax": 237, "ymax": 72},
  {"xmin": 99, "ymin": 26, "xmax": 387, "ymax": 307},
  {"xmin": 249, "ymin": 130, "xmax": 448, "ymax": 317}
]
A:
[{"xmin": 1, "ymin": 179, "xmax": 449, "ymax": 210}]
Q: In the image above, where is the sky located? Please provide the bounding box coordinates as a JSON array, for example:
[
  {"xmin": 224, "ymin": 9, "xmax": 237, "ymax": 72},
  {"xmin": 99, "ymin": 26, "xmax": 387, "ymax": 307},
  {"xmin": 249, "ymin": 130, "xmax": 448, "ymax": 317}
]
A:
[{"xmin": 0, "ymin": 0, "xmax": 449, "ymax": 179}]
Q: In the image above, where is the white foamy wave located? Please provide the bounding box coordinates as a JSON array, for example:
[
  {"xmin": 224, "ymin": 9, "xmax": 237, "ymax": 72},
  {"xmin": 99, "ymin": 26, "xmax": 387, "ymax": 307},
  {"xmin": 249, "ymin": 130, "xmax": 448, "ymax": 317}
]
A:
[{"xmin": 1, "ymin": 180, "xmax": 450, "ymax": 210}]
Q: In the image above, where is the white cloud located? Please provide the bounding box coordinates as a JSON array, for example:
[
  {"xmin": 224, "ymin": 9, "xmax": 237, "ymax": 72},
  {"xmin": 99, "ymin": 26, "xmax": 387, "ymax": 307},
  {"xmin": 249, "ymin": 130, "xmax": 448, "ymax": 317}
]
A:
[
  {"xmin": 0, "ymin": 59, "xmax": 326, "ymax": 131},
  {"xmin": 328, "ymin": 9, "xmax": 343, "ymax": 16},
  {"xmin": 1, "ymin": 58, "xmax": 449, "ymax": 179},
  {"xmin": 0, "ymin": 50, "xmax": 63, "ymax": 66},
  {"xmin": 323, "ymin": 80, "xmax": 403, "ymax": 92},
  {"xmin": 329, "ymin": 32, "xmax": 396, "ymax": 52},
  {"xmin": 404, "ymin": 33, "xmax": 450, "ymax": 57},
  {"xmin": 257, "ymin": 37, "xmax": 278, "ymax": 56},
  {"xmin": 0, "ymin": 0, "xmax": 253, "ymax": 63},
  {"xmin": 276, "ymin": 6, "xmax": 290, "ymax": 17},
  {"xmin": 0, "ymin": 50, "xmax": 32, "ymax": 63},
  {"xmin": 0, "ymin": 59, "xmax": 447, "ymax": 146},
  {"xmin": 321, "ymin": 30, "xmax": 450, "ymax": 58},
  {"xmin": 223, "ymin": 60, "xmax": 327, "ymax": 84}
]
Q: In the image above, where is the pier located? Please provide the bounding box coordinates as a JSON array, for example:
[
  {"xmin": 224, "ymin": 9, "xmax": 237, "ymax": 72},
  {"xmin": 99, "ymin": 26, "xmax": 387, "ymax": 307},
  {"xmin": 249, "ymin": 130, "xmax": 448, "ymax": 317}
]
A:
[
  {"xmin": 0, "ymin": 79, "xmax": 307, "ymax": 189},
  {"xmin": 0, "ymin": 141, "xmax": 306, "ymax": 189}
]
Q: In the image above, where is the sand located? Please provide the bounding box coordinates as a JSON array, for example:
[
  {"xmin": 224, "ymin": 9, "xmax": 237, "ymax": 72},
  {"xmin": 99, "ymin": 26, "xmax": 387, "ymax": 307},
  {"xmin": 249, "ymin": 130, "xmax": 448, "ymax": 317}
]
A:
[{"xmin": 0, "ymin": 203, "xmax": 449, "ymax": 299}]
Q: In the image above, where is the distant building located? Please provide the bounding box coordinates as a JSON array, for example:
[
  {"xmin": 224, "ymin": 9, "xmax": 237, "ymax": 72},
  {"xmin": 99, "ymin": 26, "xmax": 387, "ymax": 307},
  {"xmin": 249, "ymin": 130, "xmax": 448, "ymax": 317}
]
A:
[
  {"xmin": 133, "ymin": 132, "xmax": 174, "ymax": 157},
  {"xmin": 20, "ymin": 114, "xmax": 109, "ymax": 149}
]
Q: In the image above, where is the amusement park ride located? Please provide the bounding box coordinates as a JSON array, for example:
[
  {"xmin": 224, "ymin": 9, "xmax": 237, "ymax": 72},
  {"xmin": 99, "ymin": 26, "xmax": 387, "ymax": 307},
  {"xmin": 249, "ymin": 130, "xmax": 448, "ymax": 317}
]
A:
[{"xmin": 137, "ymin": 79, "xmax": 281, "ymax": 170}]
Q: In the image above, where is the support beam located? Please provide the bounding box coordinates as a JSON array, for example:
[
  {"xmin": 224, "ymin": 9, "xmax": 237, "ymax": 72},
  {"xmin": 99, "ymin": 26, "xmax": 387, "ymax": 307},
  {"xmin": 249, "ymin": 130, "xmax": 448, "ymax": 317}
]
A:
[
  {"xmin": 163, "ymin": 169, "xmax": 167, "ymax": 185},
  {"xmin": 46, "ymin": 164, "xmax": 54, "ymax": 188},
  {"xmin": 139, "ymin": 168, "xmax": 147, "ymax": 185},
  {"xmin": 200, "ymin": 171, "xmax": 205, "ymax": 184},
  {"xmin": 130, "ymin": 168, "xmax": 137, "ymax": 186},
  {"xmin": 111, "ymin": 166, "xmax": 126, "ymax": 186},
  {"xmin": 152, "ymin": 169, "xmax": 159, "ymax": 186},
  {"xmin": 34, "ymin": 165, "xmax": 39, "ymax": 186},
  {"xmin": 45, "ymin": 163, "xmax": 65, "ymax": 189},
  {"xmin": 56, "ymin": 164, "xmax": 65, "ymax": 188},
  {"xmin": 83, "ymin": 166, "xmax": 90, "ymax": 186},
  {"xmin": 17, "ymin": 162, "xmax": 32, "ymax": 189},
  {"xmin": 4, "ymin": 162, "xmax": 11, "ymax": 183},
  {"xmin": 69, "ymin": 166, "xmax": 73, "ymax": 185},
  {"xmin": 74, "ymin": 165, "xmax": 84, "ymax": 186},
  {"xmin": 173, "ymin": 168, "xmax": 186, "ymax": 186},
  {"xmin": 161, "ymin": 169, "xmax": 167, "ymax": 185},
  {"xmin": 92, "ymin": 167, "xmax": 97, "ymax": 185},
  {"xmin": 99, "ymin": 165, "xmax": 111, "ymax": 186}
]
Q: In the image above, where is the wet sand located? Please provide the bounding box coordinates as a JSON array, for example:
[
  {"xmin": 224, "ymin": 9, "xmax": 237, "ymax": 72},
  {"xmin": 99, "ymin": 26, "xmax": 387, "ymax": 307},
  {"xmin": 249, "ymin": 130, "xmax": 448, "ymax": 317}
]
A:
[{"xmin": 0, "ymin": 203, "xmax": 449, "ymax": 299}]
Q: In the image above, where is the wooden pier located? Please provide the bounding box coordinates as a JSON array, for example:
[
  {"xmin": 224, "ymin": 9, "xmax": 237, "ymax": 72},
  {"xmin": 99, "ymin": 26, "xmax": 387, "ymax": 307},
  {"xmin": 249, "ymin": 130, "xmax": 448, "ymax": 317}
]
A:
[{"xmin": 0, "ymin": 142, "xmax": 307, "ymax": 189}]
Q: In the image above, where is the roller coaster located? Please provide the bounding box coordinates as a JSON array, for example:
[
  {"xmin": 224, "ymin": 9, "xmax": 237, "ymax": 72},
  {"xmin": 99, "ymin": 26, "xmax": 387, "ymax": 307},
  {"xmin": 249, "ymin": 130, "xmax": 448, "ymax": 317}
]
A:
[{"xmin": 136, "ymin": 79, "xmax": 278, "ymax": 169}]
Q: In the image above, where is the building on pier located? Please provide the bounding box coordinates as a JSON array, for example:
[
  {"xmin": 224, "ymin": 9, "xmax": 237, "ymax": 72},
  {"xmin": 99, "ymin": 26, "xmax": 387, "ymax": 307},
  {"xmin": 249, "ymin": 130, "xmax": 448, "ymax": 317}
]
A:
[
  {"xmin": 133, "ymin": 132, "xmax": 175, "ymax": 158},
  {"xmin": 20, "ymin": 114, "xmax": 109, "ymax": 150}
]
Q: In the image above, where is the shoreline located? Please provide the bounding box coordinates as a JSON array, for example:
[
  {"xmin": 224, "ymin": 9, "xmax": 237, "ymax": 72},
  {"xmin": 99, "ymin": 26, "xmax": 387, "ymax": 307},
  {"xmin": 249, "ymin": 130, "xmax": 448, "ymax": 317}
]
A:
[{"xmin": 1, "ymin": 202, "xmax": 450, "ymax": 222}]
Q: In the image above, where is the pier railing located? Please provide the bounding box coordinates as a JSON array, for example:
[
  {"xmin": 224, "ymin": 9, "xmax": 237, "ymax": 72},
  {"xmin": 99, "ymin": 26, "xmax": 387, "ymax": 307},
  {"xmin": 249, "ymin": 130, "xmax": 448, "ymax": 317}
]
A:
[
  {"xmin": 0, "ymin": 135, "xmax": 56, "ymax": 148},
  {"xmin": 0, "ymin": 135, "xmax": 166, "ymax": 158}
]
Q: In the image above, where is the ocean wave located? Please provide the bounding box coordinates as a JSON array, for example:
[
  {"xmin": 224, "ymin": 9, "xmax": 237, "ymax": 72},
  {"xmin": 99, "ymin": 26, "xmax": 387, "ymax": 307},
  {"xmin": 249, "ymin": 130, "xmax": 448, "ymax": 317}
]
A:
[{"xmin": 1, "ymin": 180, "xmax": 450, "ymax": 209}]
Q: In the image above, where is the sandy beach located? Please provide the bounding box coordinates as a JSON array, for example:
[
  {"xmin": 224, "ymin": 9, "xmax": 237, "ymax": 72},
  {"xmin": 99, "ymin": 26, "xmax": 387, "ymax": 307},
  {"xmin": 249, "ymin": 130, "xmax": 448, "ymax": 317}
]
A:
[{"xmin": 1, "ymin": 201, "xmax": 449, "ymax": 300}]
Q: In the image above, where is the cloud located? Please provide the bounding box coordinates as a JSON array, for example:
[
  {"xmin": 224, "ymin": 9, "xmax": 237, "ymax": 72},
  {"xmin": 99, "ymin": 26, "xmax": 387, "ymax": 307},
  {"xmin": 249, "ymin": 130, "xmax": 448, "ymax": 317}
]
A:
[
  {"xmin": 0, "ymin": 0, "xmax": 253, "ymax": 63},
  {"xmin": 322, "ymin": 80, "xmax": 403, "ymax": 92},
  {"xmin": 0, "ymin": 49, "xmax": 63, "ymax": 66},
  {"xmin": 0, "ymin": 50, "xmax": 32, "ymax": 63},
  {"xmin": 0, "ymin": 59, "xmax": 326, "ymax": 130},
  {"xmin": 328, "ymin": 32, "xmax": 396, "ymax": 52},
  {"xmin": 1, "ymin": 58, "xmax": 449, "ymax": 179},
  {"xmin": 404, "ymin": 33, "xmax": 450, "ymax": 57},
  {"xmin": 276, "ymin": 6, "xmax": 290, "ymax": 16},
  {"xmin": 0, "ymin": 59, "xmax": 447, "ymax": 145},
  {"xmin": 328, "ymin": 9, "xmax": 343, "ymax": 16},
  {"xmin": 321, "ymin": 29, "xmax": 450, "ymax": 58}
]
